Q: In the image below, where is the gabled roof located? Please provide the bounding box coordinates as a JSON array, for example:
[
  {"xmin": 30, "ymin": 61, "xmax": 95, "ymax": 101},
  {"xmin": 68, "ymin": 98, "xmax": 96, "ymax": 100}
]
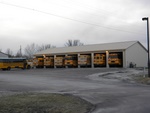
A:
[
  {"xmin": 35, "ymin": 41, "xmax": 145, "ymax": 56},
  {"xmin": 0, "ymin": 51, "xmax": 8, "ymax": 57}
]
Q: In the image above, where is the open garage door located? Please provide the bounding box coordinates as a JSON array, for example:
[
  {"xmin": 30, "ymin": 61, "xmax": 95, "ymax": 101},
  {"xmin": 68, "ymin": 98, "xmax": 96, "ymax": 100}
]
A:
[
  {"xmin": 108, "ymin": 52, "xmax": 123, "ymax": 67},
  {"xmin": 94, "ymin": 53, "xmax": 106, "ymax": 67}
]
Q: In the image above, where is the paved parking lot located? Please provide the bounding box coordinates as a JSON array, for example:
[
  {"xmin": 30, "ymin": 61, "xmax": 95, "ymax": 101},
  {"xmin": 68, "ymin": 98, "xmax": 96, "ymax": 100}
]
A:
[{"xmin": 0, "ymin": 68, "xmax": 150, "ymax": 113}]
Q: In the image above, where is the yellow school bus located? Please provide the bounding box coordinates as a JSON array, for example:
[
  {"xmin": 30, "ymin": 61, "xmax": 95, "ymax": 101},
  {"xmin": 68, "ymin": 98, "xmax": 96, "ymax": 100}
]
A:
[
  {"xmin": 0, "ymin": 58, "xmax": 29, "ymax": 70},
  {"xmin": 108, "ymin": 53, "xmax": 122, "ymax": 66},
  {"xmin": 54, "ymin": 56, "xmax": 65, "ymax": 67},
  {"xmin": 78, "ymin": 55, "xmax": 91, "ymax": 67},
  {"xmin": 94, "ymin": 53, "xmax": 106, "ymax": 67},
  {"xmin": 33, "ymin": 57, "xmax": 44, "ymax": 68},
  {"xmin": 64, "ymin": 56, "xmax": 77, "ymax": 67},
  {"xmin": 26, "ymin": 59, "xmax": 34, "ymax": 69},
  {"xmin": 44, "ymin": 56, "xmax": 54, "ymax": 68}
]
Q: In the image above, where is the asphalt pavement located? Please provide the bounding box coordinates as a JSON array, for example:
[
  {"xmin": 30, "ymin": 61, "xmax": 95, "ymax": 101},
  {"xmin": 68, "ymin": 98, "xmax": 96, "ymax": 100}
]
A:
[{"xmin": 0, "ymin": 68, "xmax": 150, "ymax": 113}]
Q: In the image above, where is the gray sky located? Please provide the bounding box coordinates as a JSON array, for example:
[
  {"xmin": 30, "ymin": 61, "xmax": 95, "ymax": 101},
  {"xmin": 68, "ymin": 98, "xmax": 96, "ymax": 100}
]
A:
[{"xmin": 0, "ymin": 0, "xmax": 150, "ymax": 54}]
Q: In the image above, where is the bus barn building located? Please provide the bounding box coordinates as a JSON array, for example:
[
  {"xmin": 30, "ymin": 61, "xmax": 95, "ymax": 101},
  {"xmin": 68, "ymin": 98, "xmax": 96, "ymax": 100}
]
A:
[{"xmin": 34, "ymin": 41, "xmax": 147, "ymax": 68}]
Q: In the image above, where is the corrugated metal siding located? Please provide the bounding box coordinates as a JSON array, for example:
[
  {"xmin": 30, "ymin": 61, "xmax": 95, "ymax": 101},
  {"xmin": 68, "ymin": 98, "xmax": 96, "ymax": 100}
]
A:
[{"xmin": 35, "ymin": 41, "xmax": 138, "ymax": 55}]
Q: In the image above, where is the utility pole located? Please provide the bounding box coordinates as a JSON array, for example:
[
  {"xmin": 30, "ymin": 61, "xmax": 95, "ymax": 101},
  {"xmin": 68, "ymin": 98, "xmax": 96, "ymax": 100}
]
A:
[
  {"xmin": 142, "ymin": 17, "xmax": 150, "ymax": 77},
  {"xmin": 20, "ymin": 45, "xmax": 22, "ymax": 57}
]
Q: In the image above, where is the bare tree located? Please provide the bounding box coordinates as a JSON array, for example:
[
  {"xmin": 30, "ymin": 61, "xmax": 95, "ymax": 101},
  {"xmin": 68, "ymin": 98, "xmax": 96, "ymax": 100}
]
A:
[
  {"xmin": 65, "ymin": 39, "xmax": 84, "ymax": 47},
  {"xmin": 37, "ymin": 44, "xmax": 56, "ymax": 52},
  {"xmin": 15, "ymin": 46, "xmax": 22, "ymax": 57},
  {"xmin": 6, "ymin": 48, "xmax": 13, "ymax": 57},
  {"xmin": 24, "ymin": 43, "xmax": 56, "ymax": 59},
  {"xmin": 15, "ymin": 50, "xmax": 22, "ymax": 57},
  {"xmin": 24, "ymin": 43, "xmax": 38, "ymax": 59}
]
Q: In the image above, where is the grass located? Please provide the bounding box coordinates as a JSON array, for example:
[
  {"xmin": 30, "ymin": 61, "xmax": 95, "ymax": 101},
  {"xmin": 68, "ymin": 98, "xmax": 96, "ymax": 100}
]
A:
[
  {"xmin": 134, "ymin": 75, "xmax": 150, "ymax": 85},
  {"xmin": 0, "ymin": 93, "xmax": 94, "ymax": 113}
]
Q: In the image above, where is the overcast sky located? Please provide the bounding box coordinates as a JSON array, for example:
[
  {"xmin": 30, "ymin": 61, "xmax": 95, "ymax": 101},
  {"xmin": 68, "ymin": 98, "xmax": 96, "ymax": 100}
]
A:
[{"xmin": 0, "ymin": 0, "xmax": 150, "ymax": 54}]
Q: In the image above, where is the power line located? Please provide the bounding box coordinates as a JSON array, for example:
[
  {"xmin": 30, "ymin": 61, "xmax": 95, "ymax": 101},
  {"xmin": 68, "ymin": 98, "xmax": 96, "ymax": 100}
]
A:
[
  {"xmin": 60, "ymin": 0, "xmax": 114, "ymax": 15},
  {"xmin": 59, "ymin": 0, "xmax": 143, "ymax": 30},
  {"xmin": 0, "ymin": 1, "xmax": 144, "ymax": 35}
]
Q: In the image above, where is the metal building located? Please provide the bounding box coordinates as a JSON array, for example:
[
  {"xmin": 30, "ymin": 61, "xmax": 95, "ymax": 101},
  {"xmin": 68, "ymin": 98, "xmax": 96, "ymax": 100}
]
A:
[{"xmin": 34, "ymin": 41, "xmax": 147, "ymax": 68}]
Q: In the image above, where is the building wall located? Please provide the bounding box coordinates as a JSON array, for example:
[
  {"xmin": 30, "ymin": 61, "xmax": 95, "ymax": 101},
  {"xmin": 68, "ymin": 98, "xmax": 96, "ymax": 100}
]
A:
[
  {"xmin": 126, "ymin": 43, "xmax": 147, "ymax": 67},
  {"xmin": 0, "ymin": 52, "xmax": 8, "ymax": 58}
]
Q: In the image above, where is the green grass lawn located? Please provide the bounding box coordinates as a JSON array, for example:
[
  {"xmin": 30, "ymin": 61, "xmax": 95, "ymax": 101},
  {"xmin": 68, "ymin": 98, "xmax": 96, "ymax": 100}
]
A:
[{"xmin": 0, "ymin": 93, "xmax": 94, "ymax": 113}]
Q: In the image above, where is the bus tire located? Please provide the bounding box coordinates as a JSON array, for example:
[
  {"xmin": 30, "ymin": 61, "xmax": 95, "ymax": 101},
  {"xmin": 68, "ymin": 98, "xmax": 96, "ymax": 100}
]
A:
[
  {"xmin": 7, "ymin": 67, "xmax": 11, "ymax": 70},
  {"xmin": 27, "ymin": 65, "xmax": 31, "ymax": 69},
  {"xmin": 2, "ymin": 68, "xmax": 6, "ymax": 71}
]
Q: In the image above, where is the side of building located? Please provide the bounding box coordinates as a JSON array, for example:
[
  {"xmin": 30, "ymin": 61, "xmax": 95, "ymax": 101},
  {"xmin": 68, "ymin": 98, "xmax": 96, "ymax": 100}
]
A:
[{"xmin": 125, "ymin": 42, "xmax": 147, "ymax": 68}]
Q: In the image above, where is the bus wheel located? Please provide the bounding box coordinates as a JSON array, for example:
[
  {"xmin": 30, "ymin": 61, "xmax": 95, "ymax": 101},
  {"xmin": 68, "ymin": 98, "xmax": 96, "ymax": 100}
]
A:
[
  {"xmin": 7, "ymin": 67, "xmax": 11, "ymax": 70},
  {"xmin": 27, "ymin": 65, "xmax": 31, "ymax": 69}
]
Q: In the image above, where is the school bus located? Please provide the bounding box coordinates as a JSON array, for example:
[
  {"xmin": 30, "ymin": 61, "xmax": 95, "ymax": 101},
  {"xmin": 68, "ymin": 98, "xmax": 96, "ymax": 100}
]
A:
[
  {"xmin": 54, "ymin": 56, "xmax": 65, "ymax": 67},
  {"xmin": 44, "ymin": 56, "xmax": 54, "ymax": 68},
  {"xmin": 108, "ymin": 53, "xmax": 122, "ymax": 66},
  {"xmin": 0, "ymin": 58, "xmax": 30, "ymax": 70},
  {"xmin": 26, "ymin": 59, "xmax": 34, "ymax": 69},
  {"xmin": 64, "ymin": 56, "xmax": 77, "ymax": 67},
  {"xmin": 78, "ymin": 55, "xmax": 91, "ymax": 67},
  {"xmin": 33, "ymin": 57, "xmax": 44, "ymax": 68},
  {"xmin": 94, "ymin": 53, "xmax": 106, "ymax": 67}
]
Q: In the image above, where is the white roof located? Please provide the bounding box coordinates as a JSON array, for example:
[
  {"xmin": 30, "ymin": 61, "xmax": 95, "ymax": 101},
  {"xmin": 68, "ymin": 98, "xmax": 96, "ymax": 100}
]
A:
[{"xmin": 35, "ymin": 41, "xmax": 145, "ymax": 56}]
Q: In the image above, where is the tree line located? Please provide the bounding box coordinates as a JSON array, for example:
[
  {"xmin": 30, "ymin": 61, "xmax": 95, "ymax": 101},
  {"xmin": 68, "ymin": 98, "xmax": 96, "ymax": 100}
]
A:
[{"xmin": 0, "ymin": 39, "xmax": 84, "ymax": 59}]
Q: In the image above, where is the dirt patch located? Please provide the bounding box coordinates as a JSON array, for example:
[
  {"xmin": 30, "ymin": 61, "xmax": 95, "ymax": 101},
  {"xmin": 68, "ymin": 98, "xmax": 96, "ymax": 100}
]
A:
[{"xmin": 0, "ymin": 93, "xmax": 94, "ymax": 113}]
